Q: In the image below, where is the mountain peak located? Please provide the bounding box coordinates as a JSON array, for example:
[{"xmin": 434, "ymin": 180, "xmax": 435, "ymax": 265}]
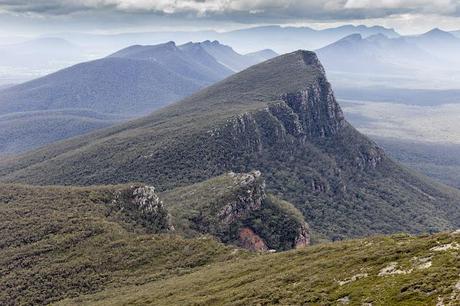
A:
[{"xmin": 421, "ymin": 28, "xmax": 455, "ymax": 39}]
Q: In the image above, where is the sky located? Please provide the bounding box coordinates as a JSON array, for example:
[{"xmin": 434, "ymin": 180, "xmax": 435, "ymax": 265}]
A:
[{"xmin": 1, "ymin": 0, "xmax": 460, "ymax": 37}]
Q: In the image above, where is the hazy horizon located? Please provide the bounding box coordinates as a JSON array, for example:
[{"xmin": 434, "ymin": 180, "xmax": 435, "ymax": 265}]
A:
[{"xmin": 1, "ymin": 0, "xmax": 460, "ymax": 38}]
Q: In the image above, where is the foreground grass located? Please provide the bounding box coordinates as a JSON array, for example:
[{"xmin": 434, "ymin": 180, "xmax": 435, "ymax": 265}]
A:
[
  {"xmin": 0, "ymin": 184, "xmax": 238, "ymax": 305},
  {"xmin": 62, "ymin": 232, "xmax": 460, "ymax": 306}
]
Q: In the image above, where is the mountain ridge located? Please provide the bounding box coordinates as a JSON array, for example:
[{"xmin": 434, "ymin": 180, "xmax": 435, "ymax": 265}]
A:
[
  {"xmin": 1, "ymin": 50, "xmax": 459, "ymax": 241},
  {"xmin": 0, "ymin": 40, "xmax": 274, "ymax": 155}
]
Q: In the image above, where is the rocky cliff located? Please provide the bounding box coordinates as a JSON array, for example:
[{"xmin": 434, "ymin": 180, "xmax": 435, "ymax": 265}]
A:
[{"xmin": 161, "ymin": 171, "xmax": 310, "ymax": 251}]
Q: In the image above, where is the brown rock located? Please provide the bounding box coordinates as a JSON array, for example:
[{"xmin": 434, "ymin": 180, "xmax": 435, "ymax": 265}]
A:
[{"xmin": 238, "ymin": 227, "xmax": 268, "ymax": 252}]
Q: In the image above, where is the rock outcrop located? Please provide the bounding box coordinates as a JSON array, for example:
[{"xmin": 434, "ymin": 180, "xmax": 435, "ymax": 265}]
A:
[
  {"xmin": 162, "ymin": 171, "xmax": 311, "ymax": 252},
  {"xmin": 111, "ymin": 185, "xmax": 174, "ymax": 233},
  {"xmin": 219, "ymin": 171, "xmax": 266, "ymax": 224},
  {"xmin": 220, "ymin": 171, "xmax": 311, "ymax": 251}
]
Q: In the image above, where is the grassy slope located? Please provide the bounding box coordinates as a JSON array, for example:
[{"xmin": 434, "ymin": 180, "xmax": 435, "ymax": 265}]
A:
[
  {"xmin": 0, "ymin": 184, "xmax": 237, "ymax": 305},
  {"xmin": 61, "ymin": 231, "xmax": 460, "ymax": 306}
]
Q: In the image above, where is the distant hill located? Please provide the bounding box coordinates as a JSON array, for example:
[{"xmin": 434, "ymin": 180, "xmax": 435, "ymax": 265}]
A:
[
  {"xmin": 0, "ymin": 37, "xmax": 84, "ymax": 69},
  {"xmin": 407, "ymin": 28, "xmax": 460, "ymax": 61},
  {"xmin": 451, "ymin": 29, "xmax": 460, "ymax": 38},
  {"xmin": 317, "ymin": 33, "xmax": 444, "ymax": 76},
  {"xmin": 218, "ymin": 25, "xmax": 400, "ymax": 53},
  {"xmin": 2, "ymin": 51, "xmax": 459, "ymax": 241},
  {"xmin": 184, "ymin": 40, "xmax": 277, "ymax": 71},
  {"xmin": 0, "ymin": 41, "xmax": 232, "ymax": 117},
  {"xmin": 0, "ymin": 110, "xmax": 126, "ymax": 156},
  {"xmin": 56, "ymin": 24, "xmax": 400, "ymax": 55},
  {"xmin": 0, "ymin": 41, "xmax": 276, "ymax": 155}
]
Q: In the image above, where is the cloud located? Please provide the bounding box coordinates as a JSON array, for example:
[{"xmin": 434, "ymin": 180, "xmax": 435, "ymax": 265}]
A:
[{"xmin": 1, "ymin": 0, "xmax": 460, "ymax": 20}]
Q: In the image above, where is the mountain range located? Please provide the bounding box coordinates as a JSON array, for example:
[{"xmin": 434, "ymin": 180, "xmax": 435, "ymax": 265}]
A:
[
  {"xmin": 0, "ymin": 37, "xmax": 84, "ymax": 70},
  {"xmin": 2, "ymin": 49, "xmax": 460, "ymax": 305},
  {"xmin": 0, "ymin": 40, "xmax": 276, "ymax": 155},
  {"xmin": 1, "ymin": 50, "xmax": 459, "ymax": 242},
  {"xmin": 55, "ymin": 24, "xmax": 400, "ymax": 55},
  {"xmin": 316, "ymin": 28, "xmax": 460, "ymax": 89}
]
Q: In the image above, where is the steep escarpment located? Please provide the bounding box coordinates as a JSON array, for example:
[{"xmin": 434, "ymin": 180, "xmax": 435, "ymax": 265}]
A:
[
  {"xmin": 162, "ymin": 171, "xmax": 310, "ymax": 251},
  {"xmin": 0, "ymin": 50, "xmax": 459, "ymax": 241}
]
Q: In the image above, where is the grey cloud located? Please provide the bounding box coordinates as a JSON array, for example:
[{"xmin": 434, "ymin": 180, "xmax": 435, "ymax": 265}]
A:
[{"xmin": 1, "ymin": 0, "xmax": 460, "ymax": 20}]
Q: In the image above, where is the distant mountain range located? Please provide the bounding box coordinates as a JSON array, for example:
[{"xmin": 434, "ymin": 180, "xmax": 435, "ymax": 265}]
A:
[
  {"xmin": 0, "ymin": 37, "xmax": 84, "ymax": 70},
  {"xmin": 2, "ymin": 50, "xmax": 459, "ymax": 242},
  {"xmin": 0, "ymin": 40, "xmax": 276, "ymax": 155},
  {"xmin": 317, "ymin": 33, "xmax": 441, "ymax": 74},
  {"xmin": 55, "ymin": 24, "xmax": 400, "ymax": 55},
  {"xmin": 316, "ymin": 28, "xmax": 460, "ymax": 89}
]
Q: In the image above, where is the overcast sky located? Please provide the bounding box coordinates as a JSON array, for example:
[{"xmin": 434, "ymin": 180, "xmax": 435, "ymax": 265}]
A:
[{"xmin": 1, "ymin": 0, "xmax": 460, "ymax": 37}]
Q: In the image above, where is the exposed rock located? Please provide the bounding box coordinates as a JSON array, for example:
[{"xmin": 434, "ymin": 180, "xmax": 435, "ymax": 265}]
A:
[
  {"xmin": 215, "ymin": 171, "xmax": 310, "ymax": 251},
  {"xmin": 280, "ymin": 78, "xmax": 345, "ymax": 139},
  {"xmin": 218, "ymin": 170, "xmax": 266, "ymax": 224},
  {"xmin": 378, "ymin": 262, "xmax": 413, "ymax": 276},
  {"xmin": 295, "ymin": 223, "xmax": 310, "ymax": 248},
  {"xmin": 412, "ymin": 256, "xmax": 432, "ymax": 270},
  {"xmin": 238, "ymin": 227, "xmax": 268, "ymax": 252},
  {"xmin": 337, "ymin": 296, "xmax": 350, "ymax": 304},
  {"xmin": 111, "ymin": 185, "xmax": 174, "ymax": 233},
  {"xmin": 430, "ymin": 243, "xmax": 460, "ymax": 252},
  {"xmin": 337, "ymin": 273, "xmax": 368, "ymax": 286}
]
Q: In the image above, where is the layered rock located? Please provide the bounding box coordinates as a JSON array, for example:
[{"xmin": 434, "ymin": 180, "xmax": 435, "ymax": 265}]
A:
[{"xmin": 219, "ymin": 171, "xmax": 266, "ymax": 224}]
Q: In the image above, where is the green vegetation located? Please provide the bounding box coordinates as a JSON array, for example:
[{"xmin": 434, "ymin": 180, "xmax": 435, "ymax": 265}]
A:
[
  {"xmin": 0, "ymin": 184, "xmax": 238, "ymax": 305},
  {"xmin": 1, "ymin": 50, "xmax": 459, "ymax": 242},
  {"xmin": 376, "ymin": 137, "xmax": 460, "ymax": 189},
  {"xmin": 0, "ymin": 173, "xmax": 307, "ymax": 304},
  {"xmin": 61, "ymin": 231, "xmax": 460, "ymax": 305},
  {"xmin": 2, "ymin": 182, "xmax": 460, "ymax": 305}
]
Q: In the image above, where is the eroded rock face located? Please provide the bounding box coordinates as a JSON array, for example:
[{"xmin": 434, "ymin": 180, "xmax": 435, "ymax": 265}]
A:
[
  {"xmin": 238, "ymin": 227, "xmax": 268, "ymax": 252},
  {"xmin": 280, "ymin": 77, "xmax": 345, "ymax": 139},
  {"xmin": 216, "ymin": 171, "xmax": 311, "ymax": 252},
  {"xmin": 219, "ymin": 170, "xmax": 266, "ymax": 224},
  {"xmin": 112, "ymin": 185, "xmax": 174, "ymax": 233},
  {"xmin": 295, "ymin": 223, "xmax": 311, "ymax": 249}
]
